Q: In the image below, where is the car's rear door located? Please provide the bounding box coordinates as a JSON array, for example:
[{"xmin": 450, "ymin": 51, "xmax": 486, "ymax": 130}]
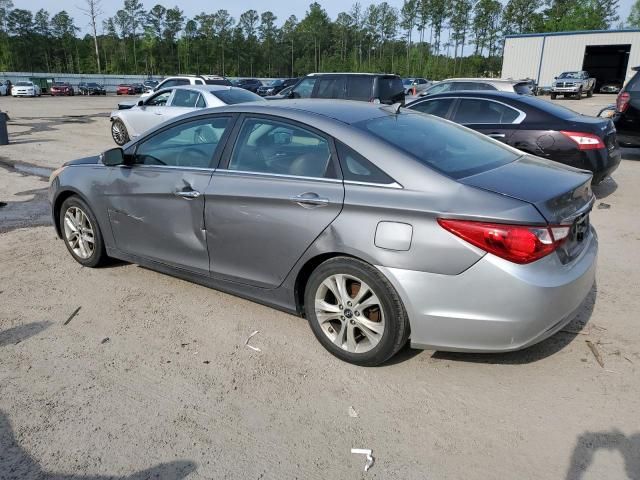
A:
[
  {"xmin": 407, "ymin": 97, "xmax": 457, "ymax": 119},
  {"xmin": 104, "ymin": 115, "xmax": 234, "ymax": 275},
  {"xmin": 205, "ymin": 114, "xmax": 345, "ymax": 288},
  {"xmin": 450, "ymin": 97, "xmax": 525, "ymax": 144}
]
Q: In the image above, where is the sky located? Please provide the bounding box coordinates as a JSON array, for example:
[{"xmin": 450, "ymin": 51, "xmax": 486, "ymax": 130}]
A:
[{"xmin": 13, "ymin": 0, "xmax": 638, "ymax": 35}]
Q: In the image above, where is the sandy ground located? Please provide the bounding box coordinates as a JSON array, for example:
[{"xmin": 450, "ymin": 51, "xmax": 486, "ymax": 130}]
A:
[{"xmin": 0, "ymin": 94, "xmax": 639, "ymax": 479}]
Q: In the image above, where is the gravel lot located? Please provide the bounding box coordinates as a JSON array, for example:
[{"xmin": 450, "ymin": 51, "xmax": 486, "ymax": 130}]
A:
[{"xmin": 0, "ymin": 93, "xmax": 639, "ymax": 480}]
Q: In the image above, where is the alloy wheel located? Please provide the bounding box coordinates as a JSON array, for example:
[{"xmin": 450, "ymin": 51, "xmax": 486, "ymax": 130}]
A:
[
  {"xmin": 63, "ymin": 206, "xmax": 95, "ymax": 259},
  {"xmin": 314, "ymin": 274, "xmax": 385, "ymax": 354},
  {"xmin": 111, "ymin": 121, "xmax": 127, "ymax": 145}
]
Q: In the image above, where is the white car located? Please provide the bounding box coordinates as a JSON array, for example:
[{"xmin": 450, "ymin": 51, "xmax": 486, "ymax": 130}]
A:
[
  {"xmin": 138, "ymin": 75, "xmax": 231, "ymax": 100},
  {"xmin": 12, "ymin": 81, "xmax": 41, "ymax": 97},
  {"xmin": 0, "ymin": 83, "xmax": 6, "ymax": 96},
  {"xmin": 110, "ymin": 85, "xmax": 265, "ymax": 145}
]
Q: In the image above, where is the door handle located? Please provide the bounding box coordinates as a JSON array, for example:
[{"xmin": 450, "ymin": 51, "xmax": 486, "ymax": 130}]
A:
[
  {"xmin": 154, "ymin": 111, "xmax": 163, "ymax": 115},
  {"xmin": 290, "ymin": 192, "xmax": 330, "ymax": 208},
  {"xmin": 174, "ymin": 189, "xmax": 201, "ymax": 199},
  {"xmin": 488, "ymin": 133, "xmax": 506, "ymax": 139}
]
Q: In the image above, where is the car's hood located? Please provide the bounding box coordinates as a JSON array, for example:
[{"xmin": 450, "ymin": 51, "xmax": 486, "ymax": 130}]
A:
[{"xmin": 459, "ymin": 155, "xmax": 594, "ymax": 224}]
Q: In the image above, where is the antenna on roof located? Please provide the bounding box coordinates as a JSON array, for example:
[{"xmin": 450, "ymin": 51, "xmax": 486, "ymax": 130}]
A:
[{"xmin": 381, "ymin": 102, "xmax": 403, "ymax": 114}]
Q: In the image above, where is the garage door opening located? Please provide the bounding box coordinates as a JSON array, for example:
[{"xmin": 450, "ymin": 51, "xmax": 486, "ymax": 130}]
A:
[{"xmin": 582, "ymin": 44, "xmax": 630, "ymax": 92}]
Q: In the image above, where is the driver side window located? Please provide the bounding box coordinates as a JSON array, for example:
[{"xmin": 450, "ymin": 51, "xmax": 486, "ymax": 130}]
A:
[
  {"xmin": 146, "ymin": 90, "xmax": 172, "ymax": 106},
  {"xmin": 292, "ymin": 78, "xmax": 317, "ymax": 98},
  {"xmin": 134, "ymin": 117, "xmax": 230, "ymax": 168}
]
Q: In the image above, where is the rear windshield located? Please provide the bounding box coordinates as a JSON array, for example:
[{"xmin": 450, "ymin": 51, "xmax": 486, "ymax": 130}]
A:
[
  {"xmin": 205, "ymin": 79, "xmax": 232, "ymax": 86},
  {"xmin": 518, "ymin": 95, "xmax": 582, "ymax": 120},
  {"xmin": 378, "ymin": 76, "xmax": 404, "ymax": 99},
  {"xmin": 211, "ymin": 88, "xmax": 264, "ymax": 104},
  {"xmin": 625, "ymin": 72, "xmax": 640, "ymax": 92},
  {"xmin": 355, "ymin": 112, "xmax": 520, "ymax": 179}
]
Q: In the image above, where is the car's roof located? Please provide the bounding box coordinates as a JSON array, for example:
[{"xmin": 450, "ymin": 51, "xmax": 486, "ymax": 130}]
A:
[
  {"xmin": 171, "ymin": 85, "xmax": 245, "ymax": 93},
  {"xmin": 175, "ymin": 99, "xmax": 392, "ymax": 125},
  {"xmin": 306, "ymin": 72, "xmax": 400, "ymax": 77},
  {"xmin": 441, "ymin": 78, "xmax": 523, "ymax": 84}
]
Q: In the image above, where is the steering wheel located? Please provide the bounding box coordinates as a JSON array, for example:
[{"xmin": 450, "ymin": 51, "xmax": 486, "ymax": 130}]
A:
[{"xmin": 176, "ymin": 147, "xmax": 210, "ymax": 167}]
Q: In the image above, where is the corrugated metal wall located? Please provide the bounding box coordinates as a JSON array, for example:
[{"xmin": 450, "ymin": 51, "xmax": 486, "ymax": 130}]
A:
[{"xmin": 502, "ymin": 31, "xmax": 640, "ymax": 87}]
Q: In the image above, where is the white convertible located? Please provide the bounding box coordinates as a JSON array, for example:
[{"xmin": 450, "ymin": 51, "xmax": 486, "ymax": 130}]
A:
[
  {"xmin": 110, "ymin": 84, "xmax": 264, "ymax": 145},
  {"xmin": 12, "ymin": 81, "xmax": 41, "ymax": 97}
]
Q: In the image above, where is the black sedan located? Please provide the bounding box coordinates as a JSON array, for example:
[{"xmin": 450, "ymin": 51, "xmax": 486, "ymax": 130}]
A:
[
  {"xmin": 407, "ymin": 91, "xmax": 620, "ymax": 184},
  {"xmin": 234, "ymin": 78, "xmax": 263, "ymax": 93},
  {"xmin": 257, "ymin": 78, "xmax": 299, "ymax": 96},
  {"xmin": 79, "ymin": 82, "xmax": 106, "ymax": 95}
]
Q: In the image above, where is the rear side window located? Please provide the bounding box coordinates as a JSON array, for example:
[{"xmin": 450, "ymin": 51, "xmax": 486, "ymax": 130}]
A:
[
  {"xmin": 453, "ymin": 99, "xmax": 520, "ymax": 124},
  {"xmin": 211, "ymin": 89, "xmax": 263, "ymax": 104},
  {"xmin": 171, "ymin": 89, "xmax": 200, "ymax": 108},
  {"xmin": 377, "ymin": 76, "xmax": 404, "ymax": 100},
  {"xmin": 316, "ymin": 77, "xmax": 346, "ymax": 99},
  {"xmin": 356, "ymin": 113, "xmax": 519, "ymax": 179},
  {"xmin": 335, "ymin": 141, "xmax": 395, "ymax": 185},
  {"xmin": 346, "ymin": 76, "xmax": 374, "ymax": 101},
  {"xmin": 410, "ymin": 98, "xmax": 455, "ymax": 118}
]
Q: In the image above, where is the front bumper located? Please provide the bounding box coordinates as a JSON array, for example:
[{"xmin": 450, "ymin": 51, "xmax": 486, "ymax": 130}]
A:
[
  {"xmin": 551, "ymin": 87, "xmax": 580, "ymax": 93},
  {"xmin": 378, "ymin": 229, "xmax": 597, "ymax": 352},
  {"xmin": 13, "ymin": 90, "xmax": 35, "ymax": 96}
]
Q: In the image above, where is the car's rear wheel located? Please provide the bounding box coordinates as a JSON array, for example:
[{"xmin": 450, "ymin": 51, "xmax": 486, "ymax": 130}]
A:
[
  {"xmin": 304, "ymin": 257, "xmax": 410, "ymax": 366},
  {"xmin": 550, "ymin": 93, "xmax": 557, "ymax": 100},
  {"xmin": 111, "ymin": 119, "xmax": 130, "ymax": 145},
  {"xmin": 587, "ymin": 87, "xmax": 594, "ymax": 98},
  {"xmin": 59, "ymin": 196, "xmax": 108, "ymax": 268}
]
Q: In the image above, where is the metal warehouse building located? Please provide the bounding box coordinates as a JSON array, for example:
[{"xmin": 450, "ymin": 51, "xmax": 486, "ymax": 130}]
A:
[{"xmin": 502, "ymin": 29, "xmax": 640, "ymax": 89}]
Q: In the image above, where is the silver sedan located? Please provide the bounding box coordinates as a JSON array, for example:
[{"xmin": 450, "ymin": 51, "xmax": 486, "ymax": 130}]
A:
[
  {"xmin": 110, "ymin": 85, "xmax": 265, "ymax": 145},
  {"xmin": 50, "ymin": 100, "xmax": 597, "ymax": 366}
]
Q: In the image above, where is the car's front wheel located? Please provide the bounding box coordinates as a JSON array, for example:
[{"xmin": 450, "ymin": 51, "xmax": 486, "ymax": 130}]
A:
[
  {"xmin": 59, "ymin": 196, "xmax": 108, "ymax": 267},
  {"xmin": 111, "ymin": 119, "xmax": 130, "ymax": 145},
  {"xmin": 304, "ymin": 257, "xmax": 410, "ymax": 366}
]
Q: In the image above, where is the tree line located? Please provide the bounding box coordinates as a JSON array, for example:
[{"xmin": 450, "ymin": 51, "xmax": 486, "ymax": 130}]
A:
[{"xmin": 0, "ymin": 0, "xmax": 624, "ymax": 80}]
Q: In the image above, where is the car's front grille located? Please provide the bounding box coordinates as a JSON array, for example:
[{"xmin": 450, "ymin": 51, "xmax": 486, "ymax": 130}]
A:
[{"xmin": 557, "ymin": 82, "xmax": 575, "ymax": 87}]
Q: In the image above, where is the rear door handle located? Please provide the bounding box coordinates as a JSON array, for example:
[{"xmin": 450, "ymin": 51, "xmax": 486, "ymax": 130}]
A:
[
  {"xmin": 290, "ymin": 192, "xmax": 329, "ymax": 208},
  {"xmin": 174, "ymin": 189, "xmax": 201, "ymax": 199},
  {"xmin": 488, "ymin": 133, "xmax": 506, "ymax": 139}
]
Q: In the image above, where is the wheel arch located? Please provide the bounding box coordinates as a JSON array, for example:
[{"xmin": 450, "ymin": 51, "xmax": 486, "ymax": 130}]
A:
[
  {"xmin": 293, "ymin": 251, "xmax": 375, "ymax": 316},
  {"xmin": 52, "ymin": 189, "xmax": 92, "ymax": 238}
]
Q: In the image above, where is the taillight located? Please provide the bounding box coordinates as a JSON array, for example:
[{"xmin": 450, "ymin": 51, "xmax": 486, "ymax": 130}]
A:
[
  {"xmin": 560, "ymin": 131, "xmax": 605, "ymax": 150},
  {"xmin": 616, "ymin": 91, "xmax": 630, "ymax": 112},
  {"xmin": 438, "ymin": 219, "xmax": 570, "ymax": 264}
]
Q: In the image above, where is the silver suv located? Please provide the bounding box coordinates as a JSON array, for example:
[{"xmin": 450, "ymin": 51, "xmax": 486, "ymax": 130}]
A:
[{"xmin": 421, "ymin": 78, "xmax": 535, "ymax": 97}]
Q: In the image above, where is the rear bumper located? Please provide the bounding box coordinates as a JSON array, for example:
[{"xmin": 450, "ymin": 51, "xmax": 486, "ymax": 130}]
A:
[
  {"xmin": 378, "ymin": 229, "xmax": 597, "ymax": 352},
  {"xmin": 551, "ymin": 87, "xmax": 581, "ymax": 93},
  {"xmin": 584, "ymin": 147, "xmax": 621, "ymax": 183}
]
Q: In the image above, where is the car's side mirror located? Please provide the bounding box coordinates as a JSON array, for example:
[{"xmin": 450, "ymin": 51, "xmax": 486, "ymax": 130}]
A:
[
  {"xmin": 102, "ymin": 147, "xmax": 125, "ymax": 166},
  {"xmin": 290, "ymin": 91, "xmax": 299, "ymax": 99},
  {"xmin": 137, "ymin": 100, "xmax": 144, "ymax": 107}
]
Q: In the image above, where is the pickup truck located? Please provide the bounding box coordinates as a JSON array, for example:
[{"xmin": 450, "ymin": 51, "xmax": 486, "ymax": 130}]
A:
[{"xmin": 550, "ymin": 71, "xmax": 596, "ymax": 100}]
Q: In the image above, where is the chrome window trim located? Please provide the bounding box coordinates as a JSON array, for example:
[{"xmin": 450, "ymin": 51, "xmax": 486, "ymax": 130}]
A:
[
  {"xmin": 214, "ymin": 169, "xmax": 342, "ymax": 183},
  {"xmin": 215, "ymin": 169, "xmax": 403, "ymax": 188},
  {"xmin": 122, "ymin": 164, "xmax": 215, "ymax": 172},
  {"xmin": 344, "ymin": 180, "xmax": 403, "ymax": 189},
  {"xmin": 412, "ymin": 96, "xmax": 527, "ymax": 125}
]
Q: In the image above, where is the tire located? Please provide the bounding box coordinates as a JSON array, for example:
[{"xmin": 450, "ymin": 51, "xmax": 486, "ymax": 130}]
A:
[
  {"xmin": 587, "ymin": 87, "xmax": 593, "ymax": 98},
  {"xmin": 575, "ymin": 89, "xmax": 582, "ymax": 100},
  {"xmin": 111, "ymin": 119, "xmax": 130, "ymax": 146},
  {"xmin": 59, "ymin": 196, "xmax": 108, "ymax": 268},
  {"xmin": 304, "ymin": 257, "xmax": 410, "ymax": 366},
  {"xmin": 550, "ymin": 93, "xmax": 557, "ymax": 100}
]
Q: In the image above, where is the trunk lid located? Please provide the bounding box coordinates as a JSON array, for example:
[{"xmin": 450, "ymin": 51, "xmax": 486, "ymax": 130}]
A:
[{"xmin": 460, "ymin": 155, "xmax": 594, "ymax": 225}]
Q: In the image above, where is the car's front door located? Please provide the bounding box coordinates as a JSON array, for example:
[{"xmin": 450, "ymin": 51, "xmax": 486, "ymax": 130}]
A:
[
  {"xmin": 166, "ymin": 88, "xmax": 202, "ymax": 120},
  {"xmin": 205, "ymin": 115, "xmax": 345, "ymax": 288},
  {"xmin": 125, "ymin": 89, "xmax": 174, "ymax": 136},
  {"xmin": 451, "ymin": 97, "xmax": 525, "ymax": 144},
  {"xmin": 104, "ymin": 115, "xmax": 233, "ymax": 275}
]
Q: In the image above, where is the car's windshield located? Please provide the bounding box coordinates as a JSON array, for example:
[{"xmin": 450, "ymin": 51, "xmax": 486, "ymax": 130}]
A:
[
  {"xmin": 16, "ymin": 82, "xmax": 31, "ymax": 86},
  {"xmin": 53, "ymin": 82, "xmax": 66, "ymax": 86},
  {"xmin": 210, "ymin": 88, "xmax": 264, "ymax": 104},
  {"xmin": 558, "ymin": 72, "xmax": 581, "ymax": 79},
  {"xmin": 403, "ymin": 79, "xmax": 414, "ymax": 85},
  {"xmin": 355, "ymin": 112, "xmax": 520, "ymax": 179},
  {"xmin": 88, "ymin": 83, "xmax": 100, "ymax": 87}
]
